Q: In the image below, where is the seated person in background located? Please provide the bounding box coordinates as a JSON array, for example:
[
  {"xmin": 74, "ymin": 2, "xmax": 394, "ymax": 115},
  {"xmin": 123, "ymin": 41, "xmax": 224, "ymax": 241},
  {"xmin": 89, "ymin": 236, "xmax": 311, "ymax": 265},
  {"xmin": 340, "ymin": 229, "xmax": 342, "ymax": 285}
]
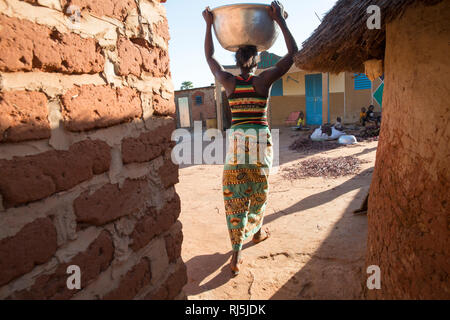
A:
[
  {"xmin": 335, "ymin": 116, "xmax": 343, "ymax": 131},
  {"xmin": 296, "ymin": 111, "xmax": 305, "ymax": 127},
  {"xmin": 292, "ymin": 111, "xmax": 308, "ymax": 130},
  {"xmin": 364, "ymin": 105, "xmax": 380, "ymax": 127},
  {"xmin": 321, "ymin": 123, "xmax": 332, "ymax": 136},
  {"xmin": 360, "ymin": 107, "xmax": 366, "ymax": 126}
]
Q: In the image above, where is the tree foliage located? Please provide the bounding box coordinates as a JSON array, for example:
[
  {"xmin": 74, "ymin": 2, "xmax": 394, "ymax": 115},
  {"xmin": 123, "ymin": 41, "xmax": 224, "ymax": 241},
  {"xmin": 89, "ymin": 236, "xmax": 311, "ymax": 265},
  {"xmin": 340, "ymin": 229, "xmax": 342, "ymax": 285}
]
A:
[{"xmin": 180, "ymin": 81, "xmax": 194, "ymax": 90}]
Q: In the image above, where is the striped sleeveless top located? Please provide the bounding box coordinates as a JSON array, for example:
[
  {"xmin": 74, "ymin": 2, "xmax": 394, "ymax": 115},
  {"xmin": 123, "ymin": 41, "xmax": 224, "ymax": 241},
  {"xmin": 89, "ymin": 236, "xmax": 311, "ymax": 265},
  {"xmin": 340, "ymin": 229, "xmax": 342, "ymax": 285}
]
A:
[{"xmin": 228, "ymin": 75, "xmax": 269, "ymax": 127}]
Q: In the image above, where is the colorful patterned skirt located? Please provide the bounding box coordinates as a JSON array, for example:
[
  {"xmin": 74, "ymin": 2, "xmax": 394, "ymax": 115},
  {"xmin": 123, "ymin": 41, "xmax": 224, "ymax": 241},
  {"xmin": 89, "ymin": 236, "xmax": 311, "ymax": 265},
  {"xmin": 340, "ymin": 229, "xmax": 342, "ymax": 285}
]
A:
[{"xmin": 222, "ymin": 125, "xmax": 273, "ymax": 252}]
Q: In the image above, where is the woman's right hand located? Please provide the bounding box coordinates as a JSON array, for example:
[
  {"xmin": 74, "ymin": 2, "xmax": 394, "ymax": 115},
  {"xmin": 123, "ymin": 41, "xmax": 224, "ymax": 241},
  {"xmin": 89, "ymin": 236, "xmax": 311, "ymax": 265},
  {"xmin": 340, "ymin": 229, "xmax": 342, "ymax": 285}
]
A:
[
  {"xmin": 203, "ymin": 7, "xmax": 213, "ymax": 25},
  {"xmin": 269, "ymin": 1, "xmax": 286, "ymax": 22}
]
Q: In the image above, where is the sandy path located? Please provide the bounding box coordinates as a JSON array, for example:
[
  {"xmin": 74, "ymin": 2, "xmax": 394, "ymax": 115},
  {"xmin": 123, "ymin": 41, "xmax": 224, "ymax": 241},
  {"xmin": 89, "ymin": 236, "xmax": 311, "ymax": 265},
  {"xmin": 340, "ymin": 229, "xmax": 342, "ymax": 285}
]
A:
[{"xmin": 176, "ymin": 127, "xmax": 377, "ymax": 299}]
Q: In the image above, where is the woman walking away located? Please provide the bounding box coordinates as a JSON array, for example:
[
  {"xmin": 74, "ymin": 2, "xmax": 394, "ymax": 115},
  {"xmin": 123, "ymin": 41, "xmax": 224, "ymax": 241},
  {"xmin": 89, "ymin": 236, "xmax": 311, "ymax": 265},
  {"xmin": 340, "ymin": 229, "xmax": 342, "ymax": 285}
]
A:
[{"xmin": 203, "ymin": 1, "xmax": 298, "ymax": 276}]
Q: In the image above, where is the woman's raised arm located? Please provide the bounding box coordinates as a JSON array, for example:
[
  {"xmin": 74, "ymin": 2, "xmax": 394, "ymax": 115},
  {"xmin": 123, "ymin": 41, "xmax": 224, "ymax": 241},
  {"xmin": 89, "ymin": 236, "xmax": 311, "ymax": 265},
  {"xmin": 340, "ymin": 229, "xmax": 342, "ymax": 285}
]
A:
[
  {"xmin": 259, "ymin": 1, "xmax": 298, "ymax": 85},
  {"xmin": 203, "ymin": 7, "xmax": 234, "ymax": 88}
]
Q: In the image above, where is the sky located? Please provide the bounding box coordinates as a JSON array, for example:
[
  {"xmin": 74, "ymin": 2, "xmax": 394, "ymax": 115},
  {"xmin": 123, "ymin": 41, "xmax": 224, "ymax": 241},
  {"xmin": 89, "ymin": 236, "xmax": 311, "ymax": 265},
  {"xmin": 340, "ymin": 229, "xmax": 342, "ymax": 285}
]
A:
[{"xmin": 164, "ymin": 0, "xmax": 337, "ymax": 90}]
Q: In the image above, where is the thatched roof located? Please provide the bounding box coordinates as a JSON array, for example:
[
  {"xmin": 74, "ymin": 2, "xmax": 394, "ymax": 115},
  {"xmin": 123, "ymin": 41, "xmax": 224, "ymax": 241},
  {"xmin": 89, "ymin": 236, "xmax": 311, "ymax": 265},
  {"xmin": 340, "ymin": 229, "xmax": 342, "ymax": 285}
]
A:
[{"xmin": 294, "ymin": 0, "xmax": 443, "ymax": 73}]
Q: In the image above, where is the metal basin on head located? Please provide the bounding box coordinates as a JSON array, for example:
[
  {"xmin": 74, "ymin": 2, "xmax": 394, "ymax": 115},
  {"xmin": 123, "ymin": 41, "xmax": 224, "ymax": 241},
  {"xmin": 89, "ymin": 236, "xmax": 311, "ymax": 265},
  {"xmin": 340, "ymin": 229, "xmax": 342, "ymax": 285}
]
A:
[{"xmin": 211, "ymin": 3, "xmax": 287, "ymax": 52}]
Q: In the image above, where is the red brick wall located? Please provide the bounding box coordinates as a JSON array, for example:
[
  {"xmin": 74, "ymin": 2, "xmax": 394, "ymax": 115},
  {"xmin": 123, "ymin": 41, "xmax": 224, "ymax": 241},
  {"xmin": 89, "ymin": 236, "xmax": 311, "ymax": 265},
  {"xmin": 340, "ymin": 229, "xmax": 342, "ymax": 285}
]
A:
[
  {"xmin": 175, "ymin": 86, "xmax": 217, "ymax": 125},
  {"xmin": 0, "ymin": 0, "xmax": 186, "ymax": 300}
]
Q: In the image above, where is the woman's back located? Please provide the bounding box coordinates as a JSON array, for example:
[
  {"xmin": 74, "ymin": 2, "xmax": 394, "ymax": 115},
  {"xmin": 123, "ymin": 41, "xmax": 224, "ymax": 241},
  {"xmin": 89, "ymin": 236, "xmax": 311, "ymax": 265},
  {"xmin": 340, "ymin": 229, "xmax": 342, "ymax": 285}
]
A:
[{"xmin": 228, "ymin": 75, "xmax": 269, "ymax": 128}]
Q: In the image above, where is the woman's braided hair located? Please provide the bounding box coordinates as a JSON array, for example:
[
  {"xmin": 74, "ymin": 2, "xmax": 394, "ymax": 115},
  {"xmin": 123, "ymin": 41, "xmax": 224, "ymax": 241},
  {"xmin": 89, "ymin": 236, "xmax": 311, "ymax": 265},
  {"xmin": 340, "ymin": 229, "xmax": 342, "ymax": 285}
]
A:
[{"xmin": 235, "ymin": 45, "xmax": 258, "ymax": 69}]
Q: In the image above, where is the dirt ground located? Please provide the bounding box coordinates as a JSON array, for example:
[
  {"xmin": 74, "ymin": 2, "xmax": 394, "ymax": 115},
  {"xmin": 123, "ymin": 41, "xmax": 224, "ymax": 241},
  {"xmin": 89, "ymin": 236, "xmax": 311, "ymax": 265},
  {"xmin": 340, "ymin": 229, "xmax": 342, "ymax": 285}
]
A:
[{"xmin": 176, "ymin": 127, "xmax": 378, "ymax": 299}]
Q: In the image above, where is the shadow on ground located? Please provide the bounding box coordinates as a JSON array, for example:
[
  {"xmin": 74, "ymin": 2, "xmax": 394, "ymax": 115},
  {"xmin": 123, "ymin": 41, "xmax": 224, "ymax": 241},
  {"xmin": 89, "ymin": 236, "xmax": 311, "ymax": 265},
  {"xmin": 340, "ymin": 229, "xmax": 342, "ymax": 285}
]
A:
[
  {"xmin": 268, "ymin": 173, "xmax": 371, "ymax": 299},
  {"xmin": 264, "ymin": 168, "xmax": 373, "ymax": 226},
  {"xmin": 183, "ymin": 241, "xmax": 258, "ymax": 296},
  {"xmin": 184, "ymin": 168, "xmax": 372, "ymax": 298}
]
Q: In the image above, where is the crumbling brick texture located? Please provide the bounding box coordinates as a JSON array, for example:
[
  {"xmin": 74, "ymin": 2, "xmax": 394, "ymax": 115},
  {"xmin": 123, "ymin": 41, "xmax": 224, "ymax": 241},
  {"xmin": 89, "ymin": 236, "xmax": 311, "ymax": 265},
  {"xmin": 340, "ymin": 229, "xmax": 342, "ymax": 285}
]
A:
[{"xmin": 0, "ymin": 0, "xmax": 186, "ymax": 300}]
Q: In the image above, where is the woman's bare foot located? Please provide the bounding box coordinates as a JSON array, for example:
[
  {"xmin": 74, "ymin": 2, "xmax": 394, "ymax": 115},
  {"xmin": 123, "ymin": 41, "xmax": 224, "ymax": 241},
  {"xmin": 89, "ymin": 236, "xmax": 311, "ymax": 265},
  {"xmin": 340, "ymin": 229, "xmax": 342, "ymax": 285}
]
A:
[
  {"xmin": 230, "ymin": 250, "xmax": 243, "ymax": 276},
  {"xmin": 252, "ymin": 228, "xmax": 270, "ymax": 244}
]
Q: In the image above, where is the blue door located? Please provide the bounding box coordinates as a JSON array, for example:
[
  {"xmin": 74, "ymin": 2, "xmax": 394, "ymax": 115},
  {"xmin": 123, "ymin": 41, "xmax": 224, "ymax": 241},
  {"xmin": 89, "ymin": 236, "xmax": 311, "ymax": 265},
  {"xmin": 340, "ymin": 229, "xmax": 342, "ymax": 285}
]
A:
[{"xmin": 305, "ymin": 74, "xmax": 322, "ymax": 125}]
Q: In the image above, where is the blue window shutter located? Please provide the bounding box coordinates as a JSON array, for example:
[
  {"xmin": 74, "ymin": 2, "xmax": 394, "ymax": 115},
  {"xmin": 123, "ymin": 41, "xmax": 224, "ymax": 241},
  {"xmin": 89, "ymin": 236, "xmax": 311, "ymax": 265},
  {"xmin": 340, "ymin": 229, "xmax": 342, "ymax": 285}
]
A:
[
  {"xmin": 354, "ymin": 73, "xmax": 372, "ymax": 90},
  {"xmin": 195, "ymin": 96, "xmax": 203, "ymax": 105},
  {"xmin": 270, "ymin": 79, "xmax": 283, "ymax": 96}
]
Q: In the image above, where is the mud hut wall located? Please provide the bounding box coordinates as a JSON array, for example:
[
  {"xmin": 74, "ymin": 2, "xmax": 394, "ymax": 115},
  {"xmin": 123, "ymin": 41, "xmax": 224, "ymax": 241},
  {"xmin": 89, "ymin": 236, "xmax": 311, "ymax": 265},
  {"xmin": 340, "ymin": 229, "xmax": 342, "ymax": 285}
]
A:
[{"xmin": 366, "ymin": 1, "xmax": 449, "ymax": 299}]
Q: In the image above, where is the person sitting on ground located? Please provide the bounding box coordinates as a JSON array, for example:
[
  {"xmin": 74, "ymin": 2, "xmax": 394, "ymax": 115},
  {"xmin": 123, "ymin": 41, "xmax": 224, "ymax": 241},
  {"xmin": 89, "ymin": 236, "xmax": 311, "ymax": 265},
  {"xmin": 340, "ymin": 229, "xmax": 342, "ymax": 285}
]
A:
[
  {"xmin": 292, "ymin": 111, "xmax": 308, "ymax": 130},
  {"xmin": 321, "ymin": 123, "xmax": 332, "ymax": 136},
  {"xmin": 296, "ymin": 111, "xmax": 305, "ymax": 128},
  {"xmin": 360, "ymin": 107, "xmax": 366, "ymax": 126},
  {"xmin": 364, "ymin": 105, "xmax": 380, "ymax": 127},
  {"xmin": 335, "ymin": 116, "xmax": 344, "ymax": 131}
]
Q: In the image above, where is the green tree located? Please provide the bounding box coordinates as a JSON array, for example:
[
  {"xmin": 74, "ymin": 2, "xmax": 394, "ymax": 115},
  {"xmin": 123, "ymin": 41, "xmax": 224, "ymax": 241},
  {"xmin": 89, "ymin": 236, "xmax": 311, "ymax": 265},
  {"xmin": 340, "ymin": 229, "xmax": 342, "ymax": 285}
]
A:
[{"xmin": 180, "ymin": 81, "xmax": 194, "ymax": 90}]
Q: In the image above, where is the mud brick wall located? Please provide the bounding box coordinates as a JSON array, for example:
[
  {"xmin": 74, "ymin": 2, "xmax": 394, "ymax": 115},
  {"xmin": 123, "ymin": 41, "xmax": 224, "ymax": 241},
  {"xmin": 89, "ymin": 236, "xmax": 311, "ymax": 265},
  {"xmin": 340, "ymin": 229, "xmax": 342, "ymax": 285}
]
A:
[
  {"xmin": 366, "ymin": 1, "xmax": 449, "ymax": 299},
  {"xmin": 0, "ymin": 0, "xmax": 187, "ymax": 299}
]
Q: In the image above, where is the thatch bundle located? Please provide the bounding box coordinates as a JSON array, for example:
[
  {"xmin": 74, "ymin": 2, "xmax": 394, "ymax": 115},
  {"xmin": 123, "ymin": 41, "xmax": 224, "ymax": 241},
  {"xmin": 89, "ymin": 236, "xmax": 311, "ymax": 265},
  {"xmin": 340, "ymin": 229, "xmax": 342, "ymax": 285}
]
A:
[
  {"xmin": 363, "ymin": 59, "xmax": 383, "ymax": 81},
  {"xmin": 294, "ymin": 0, "xmax": 443, "ymax": 73}
]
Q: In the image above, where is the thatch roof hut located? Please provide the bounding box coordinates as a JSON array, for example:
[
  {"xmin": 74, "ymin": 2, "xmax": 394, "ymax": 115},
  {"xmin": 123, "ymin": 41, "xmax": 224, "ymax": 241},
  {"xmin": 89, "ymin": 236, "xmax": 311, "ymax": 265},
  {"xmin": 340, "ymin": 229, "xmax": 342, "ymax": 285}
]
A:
[
  {"xmin": 294, "ymin": 0, "xmax": 449, "ymax": 299},
  {"xmin": 294, "ymin": 0, "xmax": 444, "ymax": 74}
]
